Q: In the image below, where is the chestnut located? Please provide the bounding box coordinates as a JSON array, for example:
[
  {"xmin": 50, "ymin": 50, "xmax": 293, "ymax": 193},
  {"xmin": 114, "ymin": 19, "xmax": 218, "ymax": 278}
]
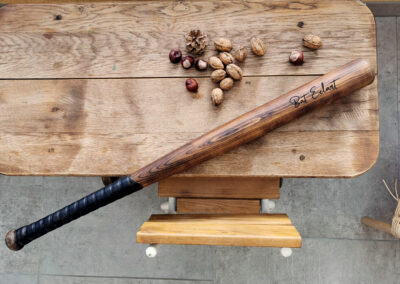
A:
[
  {"xmin": 169, "ymin": 48, "xmax": 182, "ymax": 63},
  {"xmin": 181, "ymin": 55, "xmax": 194, "ymax": 69},
  {"xmin": 195, "ymin": 59, "xmax": 208, "ymax": 71},
  {"xmin": 185, "ymin": 78, "xmax": 198, "ymax": 92},
  {"xmin": 289, "ymin": 50, "xmax": 304, "ymax": 65}
]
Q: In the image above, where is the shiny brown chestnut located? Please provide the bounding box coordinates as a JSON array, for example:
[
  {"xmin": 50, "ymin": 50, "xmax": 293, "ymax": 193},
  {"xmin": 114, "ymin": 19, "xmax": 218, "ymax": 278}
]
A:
[
  {"xmin": 186, "ymin": 78, "xmax": 198, "ymax": 92},
  {"xmin": 289, "ymin": 50, "xmax": 304, "ymax": 65},
  {"xmin": 195, "ymin": 59, "xmax": 208, "ymax": 71},
  {"xmin": 169, "ymin": 48, "xmax": 182, "ymax": 63},
  {"xmin": 181, "ymin": 55, "xmax": 194, "ymax": 69}
]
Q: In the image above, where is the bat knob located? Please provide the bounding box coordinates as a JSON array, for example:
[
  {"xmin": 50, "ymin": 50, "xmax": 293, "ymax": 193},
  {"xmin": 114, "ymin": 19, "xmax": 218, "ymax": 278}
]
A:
[{"xmin": 5, "ymin": 230, "xmax": 23, "ymax": 251}]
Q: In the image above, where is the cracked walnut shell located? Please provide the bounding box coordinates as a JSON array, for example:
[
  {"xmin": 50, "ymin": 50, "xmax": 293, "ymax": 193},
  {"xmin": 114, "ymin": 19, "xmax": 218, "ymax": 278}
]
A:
[
  {"xmin": 219, "ymin": 52, "xmax": 234, "ymax": 65},
  {"xmin": 211, "ymin": 88, "xmax": 224, "ymax": 106},
  {"xmin": 209, "ymin": 56, "xmax": 224, "ymax": 69},
  {"xmin": 226, "ymin": 64, "xmax": 243, "ymax": 81},
  {"xmin": 250, "ymin": 37, "xmax": 266, "ymax": 56},
  {"xmin": 303, "ymin": 34, "xmax": 322, "ymax": 50},
  {"xmin": 235, "ymin": 46, "xmax": 248, "ymax": 62},
  {"xmin": 210, "ymin": 69, "xmax": 226, "ymax": 83},
  {"xmin": 220, "ymin": 77, "xmax": 234, "ymax": 91},
  {"xmin": 214, "ymin": 38, "xmax": 232, "ymax": 52}
]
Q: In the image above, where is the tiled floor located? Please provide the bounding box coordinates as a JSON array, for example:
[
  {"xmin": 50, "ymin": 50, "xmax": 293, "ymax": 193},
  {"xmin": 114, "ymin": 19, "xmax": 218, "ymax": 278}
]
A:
[{"xmin": 1, "ymin": 16, "xmax": 400, "ymax": 284}]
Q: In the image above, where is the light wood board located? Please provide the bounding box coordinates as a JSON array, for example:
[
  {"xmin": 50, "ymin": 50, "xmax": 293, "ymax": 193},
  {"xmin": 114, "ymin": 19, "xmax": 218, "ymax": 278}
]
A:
[
  {"xmin": 147, "ymin": 213, "xmax": 293, "ymax": 224},
  {"xmin": 159, "ymin": 177, "xmax": 280, "ymax": 199},
  {"xmin": 176, "ymin": 198, "xmax": 261, "ymax": 213},
  {"xmin": 136, "ymin": 213, "xmax": 302, "ymax": 247},
  {"xmin": 0, "ymin": 0, "xmax": 378, "ymax": 177}
]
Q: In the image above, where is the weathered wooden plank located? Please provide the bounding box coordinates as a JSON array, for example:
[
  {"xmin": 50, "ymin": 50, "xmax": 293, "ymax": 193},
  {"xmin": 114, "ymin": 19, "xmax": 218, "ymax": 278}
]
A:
[
  {"xmin": 0, "ymin": 77, "xmax": 378, "ymax": 133},
  {"xmin": 176, "ymin": 198, "xmax": 261, "ymax": 213},
  {"xmin": 159, "ymin": 177, "xmax": 280, "ymax": 199},
  {"xmin": 136, "ymin": 214, "xmax": 302, "ymax": 247},
  {"xmin": 0, "ymin": 76, "xmax": 378, "ymax": 176},
  {"xmin": 0, "ymin": 1, "xmax": 376, "ymax": 78},
  {"xmin": 0, "ymin": 129, "xmax": 377, "ymax": 177}
]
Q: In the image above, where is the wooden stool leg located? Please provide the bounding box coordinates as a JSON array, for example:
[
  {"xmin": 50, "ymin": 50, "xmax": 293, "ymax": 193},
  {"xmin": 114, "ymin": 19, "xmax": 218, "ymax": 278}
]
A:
[
  {"xmin": 101, "ymin": 176, "xmax": 120, "ymax": 186},
  {"xmin": 361, "ymin": 216, "xmax": 392, "ymax": 235}
]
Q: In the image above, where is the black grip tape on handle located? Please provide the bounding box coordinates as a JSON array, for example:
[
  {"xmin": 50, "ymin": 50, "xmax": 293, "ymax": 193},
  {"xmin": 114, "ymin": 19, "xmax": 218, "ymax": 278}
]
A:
[{"xmin": 5, "ymin": 176, "xmax": 143, "ymax": 250}]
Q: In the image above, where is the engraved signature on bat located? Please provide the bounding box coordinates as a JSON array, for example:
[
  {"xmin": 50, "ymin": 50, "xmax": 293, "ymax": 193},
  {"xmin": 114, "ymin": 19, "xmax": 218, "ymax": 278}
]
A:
[{"xmin": 289, "ymin": 79, "xmax": 338, "ymax": 108}]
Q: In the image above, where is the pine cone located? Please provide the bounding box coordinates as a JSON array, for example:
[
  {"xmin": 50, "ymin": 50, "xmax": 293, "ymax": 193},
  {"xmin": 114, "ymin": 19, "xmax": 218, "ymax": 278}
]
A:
[{"xmin": 185, "ymin": 30, "xmax": 208, "ymax": 55}]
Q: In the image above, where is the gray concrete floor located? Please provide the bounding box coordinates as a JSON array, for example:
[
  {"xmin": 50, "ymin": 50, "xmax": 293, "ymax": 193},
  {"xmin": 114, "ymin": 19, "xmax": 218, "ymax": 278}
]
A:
[{"xmin": 1, "ymin": 16, "xmax": 400, "ymax": 284}]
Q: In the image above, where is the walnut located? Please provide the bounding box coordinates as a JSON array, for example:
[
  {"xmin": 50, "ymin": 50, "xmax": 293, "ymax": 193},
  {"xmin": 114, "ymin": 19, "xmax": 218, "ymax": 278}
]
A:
[
  {"xmin": 234, "ymin": 46, "xmax": 248, "ymax": 62},
  {"xmin": 219, "ymin": 52, "xmax": 234, "ymax": 65},
  {"xmin": 226, "ymin": 64, "xmax": 243, "ymax": 81},
  {"xmin": 210, "ymin": 69, "xmax": 226, "ymax": 83},
  {"xmin": 209, "ymin": 56, "xmax": 224, "ymax": 69},
  {"xmin": 303, "ymin": 34, "xmax": 322, "ymax": 50},
  {"xmin": 250, "ymin": 37, "xmax": 266, "ymax": 56},
  {"xmin": 220, "ymin": 77, "xmax": 234, "ymax": 91},
  {"xmin": 211, "ymin": 88, "xmax": 224, "ymax": 106},
  {"xmin": 214, "ymin": 38, "xmax": 232, "ymax": 52}
]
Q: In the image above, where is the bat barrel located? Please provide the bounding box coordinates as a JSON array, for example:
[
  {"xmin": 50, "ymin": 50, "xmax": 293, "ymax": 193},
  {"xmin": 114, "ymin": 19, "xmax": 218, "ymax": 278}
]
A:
[
  {"xmin": 5, "ymin": 176, "xmax": 143, "ymax": 250},
  {"xmin": 131, "ymin": 59, "xmax": 375, "ymax": 187}
]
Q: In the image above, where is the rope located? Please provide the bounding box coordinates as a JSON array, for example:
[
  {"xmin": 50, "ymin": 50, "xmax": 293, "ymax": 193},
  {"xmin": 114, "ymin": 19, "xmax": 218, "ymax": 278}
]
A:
[{"xmin": 382, "ymin": 179, "xmax": 400, "ymax": 238}]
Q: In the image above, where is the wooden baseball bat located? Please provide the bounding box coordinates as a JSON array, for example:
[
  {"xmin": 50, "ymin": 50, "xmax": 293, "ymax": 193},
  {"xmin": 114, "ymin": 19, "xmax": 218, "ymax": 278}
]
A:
[{"xmin": 5, "ymin": 59, "xmax": 375, "ymax": 250}]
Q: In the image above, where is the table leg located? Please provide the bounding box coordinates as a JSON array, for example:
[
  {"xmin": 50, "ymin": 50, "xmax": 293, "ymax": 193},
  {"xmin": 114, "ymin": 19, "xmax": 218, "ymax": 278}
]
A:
[
  {"xmin": 101, "ymin": 176, "xmax": 120, "ymax": 186},
  {"xmin": 361, "ymin": 216, "xmax": 392, "ymax": 235}
]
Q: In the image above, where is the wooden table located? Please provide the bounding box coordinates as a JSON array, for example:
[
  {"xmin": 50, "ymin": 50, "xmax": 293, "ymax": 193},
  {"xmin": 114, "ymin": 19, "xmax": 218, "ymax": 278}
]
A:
[{"xmin": 0, "ymin": 0, "xmax": 378, "ymax": 248}]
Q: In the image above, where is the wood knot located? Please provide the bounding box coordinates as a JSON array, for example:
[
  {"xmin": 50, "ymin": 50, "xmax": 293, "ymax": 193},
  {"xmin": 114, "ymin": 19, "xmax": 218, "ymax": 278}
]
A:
[
  {"xmin": 299, "ymin": 155, "xmax": 305, "ymax": 161},
  {"xmin": 297, "ymin": 21, "xmax": 304, "ymax": 28}
]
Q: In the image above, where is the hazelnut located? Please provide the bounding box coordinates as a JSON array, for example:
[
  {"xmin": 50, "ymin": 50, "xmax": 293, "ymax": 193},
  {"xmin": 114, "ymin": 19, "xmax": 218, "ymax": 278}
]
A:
[
  {"xmin": 181, "ymin": 55, "xmax": 194, "ymax": 69},
  {"xmin": 209, "ymin": 56, "xmax": 224, "ymax": 69},
  {"xmin": 210, "ymin": 69, "xmax": 226, "ymax": 83},
  {"xmin": 226, "ymin": 64, "xmax": 243, "ymax": 81},
  {"xmin": 211, "ymin": 88, "xmax": 224, "ymax": 106},
  {"xmin": 303, "ymin": 34, "xmax": 322, "ymax": 50},
  {"xmin": 235, "ymin": 46, "xmax": 248, "ymax": 62},
  {"xmin": 220, "ymin": 77, "xmax": 234, "ymax": 91},
  {"xmin": 289, "ymin": 50, "xmax": 304, "ymax": 65},
  {"xmin": 214, "ymin": 38, "xmax": 232, "ymax": 52},
  {"xmin": 250, "ymin": 37, "xmax": 266, "ymax": 56},
  {"xmin": 169, "ymin": 48, "xmax": 182, "ymax": 63},
  {"xmin": 186, "ymin": 78, "xmax": 198, "ymax": 92},
  {"xmin": 195, "ymin": 59, "xmax": 208, "ymax": 71},
  {"xmin": 219, "ymin": 52, "xmax": 234, "ymax": 65}
]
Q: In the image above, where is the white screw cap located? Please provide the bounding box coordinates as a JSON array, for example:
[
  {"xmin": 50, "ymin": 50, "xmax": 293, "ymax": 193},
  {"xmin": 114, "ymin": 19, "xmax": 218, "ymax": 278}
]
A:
[
  {"xmin": 261, "ymin": 199, "xmax": 276, "ymax": 213},
  {"xmin": 267, "ymin": 200, "xmax": 275, "ymax": 211},
  {"xmin": 280, "ymin": 247, "xmax": 292, "ymax": 257},
  {"xmin": 160, "ymin": 201, "xmax": 169, "ymax": 213},
  {"xmin": 146, "ymin": 245, "xmax": 158, "ymax": 258}
]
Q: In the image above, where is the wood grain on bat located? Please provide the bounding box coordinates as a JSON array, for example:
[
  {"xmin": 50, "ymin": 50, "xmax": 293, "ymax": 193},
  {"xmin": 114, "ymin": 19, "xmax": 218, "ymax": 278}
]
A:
[{"xmin": 131, "ymin": 59, "xmax": 375, "ymax": 186}]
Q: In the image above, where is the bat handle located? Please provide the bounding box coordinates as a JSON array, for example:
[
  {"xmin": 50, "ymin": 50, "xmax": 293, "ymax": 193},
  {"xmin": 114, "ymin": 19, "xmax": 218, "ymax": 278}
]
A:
[{"xmin": 5, "ymin": 176, "xmax": 143, "ymax": 250}]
